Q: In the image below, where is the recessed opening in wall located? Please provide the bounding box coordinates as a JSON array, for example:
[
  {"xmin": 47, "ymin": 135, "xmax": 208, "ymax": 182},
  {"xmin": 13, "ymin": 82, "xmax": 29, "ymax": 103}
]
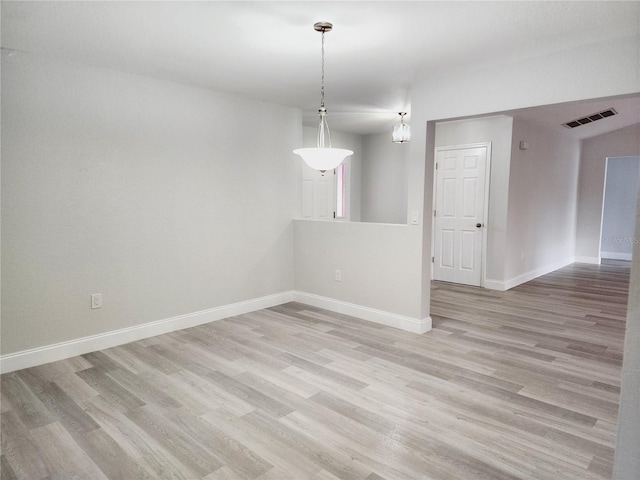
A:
[
  {"xmin": 300, "ymin": 124, "xmax": 362, "ymax": 222},
  {"xmin": 428, "ymin": 93, "xmax": 640, "ymax": 293},
  {"xmin": 359, "ymin": 132, "xmax": 409, "ymax": 224},
  {"xmin": 300, "ymin": 119, "xmax": 409, "ymax": 224},
  {"xmin": 600, "ymin": 156, "xmax": 640, "ymax": 262}
]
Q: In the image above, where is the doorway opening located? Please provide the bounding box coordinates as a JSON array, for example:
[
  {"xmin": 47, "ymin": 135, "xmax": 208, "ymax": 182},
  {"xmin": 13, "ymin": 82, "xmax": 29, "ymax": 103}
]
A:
[{"xmin": 600, "ymin": 156, "xmax": 640, "ymax": 262}]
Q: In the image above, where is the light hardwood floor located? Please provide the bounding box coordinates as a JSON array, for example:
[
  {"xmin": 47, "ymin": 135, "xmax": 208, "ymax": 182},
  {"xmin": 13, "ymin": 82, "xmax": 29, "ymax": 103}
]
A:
[{"xmin": 1, "ymin": 261, "xmax": 629, "ymax": 479}]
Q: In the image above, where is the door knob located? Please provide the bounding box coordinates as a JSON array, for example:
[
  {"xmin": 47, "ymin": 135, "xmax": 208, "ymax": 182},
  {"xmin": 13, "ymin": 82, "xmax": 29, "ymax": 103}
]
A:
[{"xmin": 476, "ymin": 223, "xmax": 482, "ymax": 228}]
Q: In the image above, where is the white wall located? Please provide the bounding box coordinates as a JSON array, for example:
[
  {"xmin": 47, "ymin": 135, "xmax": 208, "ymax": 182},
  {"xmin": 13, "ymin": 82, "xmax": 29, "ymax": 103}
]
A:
[
  {"xmin": 360, "ymin": 132, "xmax": 409, "ymax": 224},
  {"xmin": 576, "ymin": 124, "xmax": 640, "ymax": 263},
  {"xmin": 613, "ymin": 182, "xmax": 640, "ymax": 479},
  {"xmin": 435, "ymin": 116, "xmax": 514, "ymax": 284},
  {"xmin": 505, "ymin": 118, "xmax": 580, "ymax": 284},
  {"xmin": 1, "ymin": 52, "xmax": 301, "ymax": 355},
  {"xmin": 601, "ymin": 157, "xmax": 640, "ymax": 261}
]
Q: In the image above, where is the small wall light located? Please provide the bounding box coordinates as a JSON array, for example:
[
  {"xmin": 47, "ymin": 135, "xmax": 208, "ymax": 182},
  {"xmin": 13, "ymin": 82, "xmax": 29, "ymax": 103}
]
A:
[{"xmin": 392, "ymin": 112, "xmax": 410, "ymax": 143}]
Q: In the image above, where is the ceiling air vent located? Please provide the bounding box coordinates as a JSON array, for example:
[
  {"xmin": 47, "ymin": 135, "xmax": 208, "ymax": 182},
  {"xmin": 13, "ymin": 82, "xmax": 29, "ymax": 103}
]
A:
[{"xmin": 563, "ymin": 108, "xmax": 618, "ymax": 128}]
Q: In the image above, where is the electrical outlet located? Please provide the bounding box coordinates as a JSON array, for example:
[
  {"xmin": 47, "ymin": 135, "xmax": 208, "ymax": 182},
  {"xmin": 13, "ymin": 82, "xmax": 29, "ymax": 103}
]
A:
[
  {"xmin": 91, "ymin": 293, "xmax": 102, "ymax": 309},
  {"xmin": 335, "ymin": 269, "xmax": 342, "ymax": 282}
]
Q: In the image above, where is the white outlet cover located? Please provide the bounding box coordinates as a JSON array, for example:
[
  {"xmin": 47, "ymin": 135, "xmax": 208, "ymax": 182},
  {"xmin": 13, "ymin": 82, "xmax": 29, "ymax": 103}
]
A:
[{"xmin": 91, "ymin": 293, "xmax": 102, "ymax": 309}]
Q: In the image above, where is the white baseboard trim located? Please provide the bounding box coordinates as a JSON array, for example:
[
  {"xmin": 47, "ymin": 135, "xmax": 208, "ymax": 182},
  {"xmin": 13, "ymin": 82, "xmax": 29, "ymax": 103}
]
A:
[
  {"xmin": 483, "ymin": 279, "xmax": 507, "ymax": 291},
  {"xmin": 1, "ymin": 290, "xmax": 433, "ymax": 374},
  {"xmin": 483, "ymin": 257, "xmax": 575, "ymax": 291},
  {"xmin": 293, "ymin": 291, "xmax": 432, "ymax": 334},
  {"xmin": 575, "ymin": 256, "xmax": 601, "ymax": 264},
  {"xmin": 0, "ymin": 291, "xmax": 295, "ymax": 374},
  {"xmin": 601, "ymin": 251, "xmax": 632, "ymax": 261},
  {"xmin": 505, "ymin": 257, "xmax": 575, "ymax": 290}
]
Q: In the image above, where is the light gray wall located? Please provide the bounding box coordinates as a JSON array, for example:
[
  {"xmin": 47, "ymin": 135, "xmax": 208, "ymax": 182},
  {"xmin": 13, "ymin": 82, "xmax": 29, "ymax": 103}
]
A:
[
  {"xmin": 505, "ymin": 118, "xmax": 580, "ymax": 282},
  {"xmin": 576, "ymin": 124, "xmax": 640, "ymax": 263},
  {"xmin": 1, "ymin": 52, "xmax": 301, "ymax": 355},
  {"xmin": 294, "ymin": 220, "xmax": 421, "ymax": 318},
  {"xmin": 360, "ymin": 132, "xmax": 409, "ymax": 224},
  {"xmin": 435, "ymin": 115, "xmax": 514, "ymax": 283},
  {"xmin": 613, "ymin": 180, "xmax": 640, "ymax": 479},
  {"xmin": 601, "ymin": 157, "xmax": 640, "ymax": 260}
]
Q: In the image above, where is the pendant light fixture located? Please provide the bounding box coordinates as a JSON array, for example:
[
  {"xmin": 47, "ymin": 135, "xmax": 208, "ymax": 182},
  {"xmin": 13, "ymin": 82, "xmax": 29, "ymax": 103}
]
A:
[
  {"xmin": 392, "ymin": 112, "xmax": 411, "ymax": 143},
  {"xmin": 293, "ymin": 22, "xmax": 353, "ymax": 174}
]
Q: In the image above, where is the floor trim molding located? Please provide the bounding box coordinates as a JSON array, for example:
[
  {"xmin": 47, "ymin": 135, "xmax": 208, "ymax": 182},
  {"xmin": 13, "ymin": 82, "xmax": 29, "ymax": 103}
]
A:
[
  {"xmin": 484, "ymin": 257, "xmax": 575, "ymax": 291},
  {"xmin": 0, "ymin": 291, "xmax": 294, "ymax": 374},
  {"xmin": 1, "ymin": 291, "xmax": 431, "ymax": 374},
  {"xmin": 483, "ymin": 279, "xmax": 506, "ymax": 291},
  {"xmin": 293, "ymin": 291, "xmax": 432, "ymax": 335}
]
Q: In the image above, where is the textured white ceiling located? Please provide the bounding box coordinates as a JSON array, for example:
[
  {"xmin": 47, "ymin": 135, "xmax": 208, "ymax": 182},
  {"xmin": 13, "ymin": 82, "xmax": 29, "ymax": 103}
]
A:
[{"xmin": 2, "ymin": 1, "xmax": 639, "ymax": 135}]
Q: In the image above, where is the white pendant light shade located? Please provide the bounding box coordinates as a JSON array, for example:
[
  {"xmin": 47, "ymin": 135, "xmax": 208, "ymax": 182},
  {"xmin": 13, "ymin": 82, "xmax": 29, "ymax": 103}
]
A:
[
  {"xmin": 392, "ymin": 112, "xmax": 411, "ymax": 143},
  {"xmin": 392, "ymin": 123, "xmax": 411, "ymax": 143},
  {"xmin": 293, "ymin": 147, "xmax": 353, "ymax": 171}
]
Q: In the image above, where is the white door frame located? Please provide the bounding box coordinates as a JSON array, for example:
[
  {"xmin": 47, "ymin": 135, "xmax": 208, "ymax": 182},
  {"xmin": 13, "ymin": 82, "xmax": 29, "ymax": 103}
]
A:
[{"xmin": 431, "ymin": 142, "xmax": 492, "ymax": 287}]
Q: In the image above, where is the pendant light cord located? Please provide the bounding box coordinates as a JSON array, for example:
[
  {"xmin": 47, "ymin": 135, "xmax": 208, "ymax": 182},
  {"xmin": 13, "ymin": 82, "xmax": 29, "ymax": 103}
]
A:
[
  {"xmin": 320, "ymin": 29, "xmax": 325, "ymax": 108},
  {"xmin": 314, "ymin": 23, "xmax": 332, "ymax": 149}
]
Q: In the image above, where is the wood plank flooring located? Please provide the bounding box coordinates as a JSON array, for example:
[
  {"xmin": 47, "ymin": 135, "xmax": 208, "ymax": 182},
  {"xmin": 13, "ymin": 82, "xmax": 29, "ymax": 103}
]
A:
[{"xmin": 1, "ymin": 261, "xmax": 630, "ymax": 479}]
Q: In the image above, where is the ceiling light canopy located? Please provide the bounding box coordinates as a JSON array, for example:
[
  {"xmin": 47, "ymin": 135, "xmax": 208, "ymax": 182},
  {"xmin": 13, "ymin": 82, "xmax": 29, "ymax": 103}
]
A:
[
  {"xmin": 293, "ymin": 22, "xmax": 353, "ymax": 174},
  {"xmin": 392, "ymin": 112, "xmax": 410, "ymax": 143}
]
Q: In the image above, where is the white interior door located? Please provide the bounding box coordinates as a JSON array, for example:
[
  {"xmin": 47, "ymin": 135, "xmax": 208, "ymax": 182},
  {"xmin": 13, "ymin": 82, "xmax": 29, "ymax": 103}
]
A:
[
  {"xmin": 302, "ymin": 166, "xmax": 335, "ymax": 220},
  {"xmin": 433, "ymin": 145, "xmax": 489, "ymax": 286}
]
